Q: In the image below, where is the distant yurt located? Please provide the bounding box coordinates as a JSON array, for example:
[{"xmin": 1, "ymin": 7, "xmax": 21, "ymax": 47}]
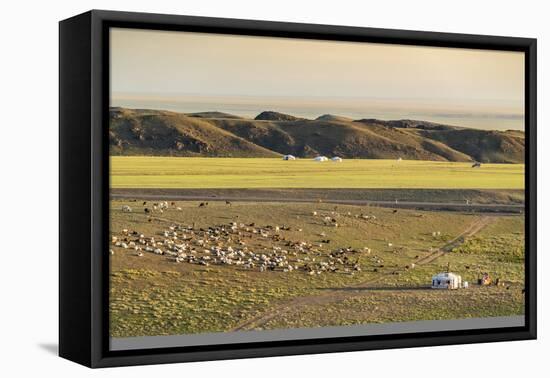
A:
[
  {"xmin": 282, "ymin": 154, "xmax": 296, "ymax": 160},
  {"xmin": 431, "ymin": 272, "xmax": 462, "ymax": 290},
  {"xmin": 314, "ymin": 156, "xmax": 329, "ymax": 162},
  {"xmin": 331, "ymin": 156, "xmax": 343, "ymax": 162}
]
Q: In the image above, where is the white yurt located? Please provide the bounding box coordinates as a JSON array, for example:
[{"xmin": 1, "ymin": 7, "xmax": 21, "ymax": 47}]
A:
[
  {"xmin": 331, "ymin": 156, "xmax": 343, "ymax": 162},
  {"xmin": 431, "ymin": 272, "xmax": 462, "ymax": 290},
  {"xmin": 314, "ymin": 156, "xmax": 328, "ymax": 162},
  {"xmin": 282, "ymin": 154, "xmax": 296, "ymax": 160}
]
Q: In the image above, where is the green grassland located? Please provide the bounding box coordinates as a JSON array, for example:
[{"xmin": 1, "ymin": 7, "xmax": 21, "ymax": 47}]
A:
[
  {"xmin": 261, "ymin": 286, "xmax": 524, "ymax": 330},
  {"xmin": 109, "ymin": 200, "xmax": 524, "ymax": 337},
  {"xmin": 110, "ymin": 157, "xmax": 524, "ymax": 189}
]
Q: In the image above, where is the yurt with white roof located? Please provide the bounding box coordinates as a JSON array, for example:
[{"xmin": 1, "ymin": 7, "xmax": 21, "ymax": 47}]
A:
[
  {"xmin": 282, "ymin": 154, "xmax": 296, "ymax": 160},
  {"xmin": 431, "ymin": 272, "xmax": 462, "ymax": 290},
  {"xmin": 331, "ymin": 156, "xmax": 343, "ymax": 162},
  {"xmin": 314, "ymin": 156, "xmax": 328, "ymax": 162}
]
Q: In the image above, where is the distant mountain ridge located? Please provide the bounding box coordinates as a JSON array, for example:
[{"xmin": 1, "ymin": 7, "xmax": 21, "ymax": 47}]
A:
[
  {"xmin": 109, "ymin": 107, "xmax": 525, "ymax": 163},
  {"xmin": 254, "ymin": 111, "xmax": 304, "ymax": 121}
]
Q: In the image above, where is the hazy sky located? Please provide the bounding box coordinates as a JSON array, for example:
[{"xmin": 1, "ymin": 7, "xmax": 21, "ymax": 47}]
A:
[{"xmin": 110, "ymin": 28, "xmax": 525, "ymax": 129}]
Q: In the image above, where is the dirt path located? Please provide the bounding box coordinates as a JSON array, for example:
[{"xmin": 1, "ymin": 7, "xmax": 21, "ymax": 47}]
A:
[
  {"xmin": 414, "ymin": 215, "xmax": 494, "ymax": 265},
  {"xmin": 113, "ymin": 193, "xmax": 523, "ymax": 214},
  {"xmin": 230, "ymin": 215, "xmax": 496, "ymax": 331}
]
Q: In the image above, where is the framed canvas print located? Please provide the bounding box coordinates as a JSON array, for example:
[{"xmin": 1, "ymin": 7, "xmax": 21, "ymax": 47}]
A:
[{"xmin": 59, "ymin": 10, "xmax": 536, "ymax": 368}]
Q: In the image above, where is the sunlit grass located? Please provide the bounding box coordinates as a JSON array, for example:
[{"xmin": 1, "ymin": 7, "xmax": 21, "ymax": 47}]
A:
[{"xmin": 110, "ymin": 157, "xmax": 524, "ymax": 189}]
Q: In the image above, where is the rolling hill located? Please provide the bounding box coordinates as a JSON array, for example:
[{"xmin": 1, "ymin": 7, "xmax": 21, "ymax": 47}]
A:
[
  {"xmin": 254, "ymin": 111, "xmax": 305, "ymax": 121},
  {"xmin": 109, "ymin": 108, "xmax": 279, "ymax": 157},
  {"xmin": 109, "ymin": 107, "xmax": 525, "ymax": 163}
]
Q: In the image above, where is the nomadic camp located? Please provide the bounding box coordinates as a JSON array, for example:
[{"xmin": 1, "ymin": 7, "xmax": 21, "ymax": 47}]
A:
[
  {"xmin": 431, "ymin": 272, "xmax": 462, "ymax": 290},
  {"xmin": 314, "ymin": 156, "xmax": 329, "ymax": 162},
  {"xmin": 282, "ymin": 154, "xmax": 296, "ymax": 160},
  {"xmin": 331, "ymin": 156, "xmax": 343, "ymax": 162}
]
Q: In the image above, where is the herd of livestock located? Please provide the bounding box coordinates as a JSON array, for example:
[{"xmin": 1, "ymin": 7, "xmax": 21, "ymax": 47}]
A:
[{"xmin": 111, "ymin": 202, "xmax": 387, "ymax": 275}]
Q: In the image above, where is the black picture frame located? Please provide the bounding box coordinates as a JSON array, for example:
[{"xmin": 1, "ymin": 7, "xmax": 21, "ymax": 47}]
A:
[{"xmin": 59, "ymin": 9, "xmax": 537, "ymax": 368}]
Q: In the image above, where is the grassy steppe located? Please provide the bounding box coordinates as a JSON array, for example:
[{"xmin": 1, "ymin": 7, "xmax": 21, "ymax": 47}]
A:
[
  {"xmin": 109, "ymin": 200, "xmax": 524, "ymax": 337},
  {"xmin": 110, "ymin": 157, "xmax": 524, "ymax": 189}
]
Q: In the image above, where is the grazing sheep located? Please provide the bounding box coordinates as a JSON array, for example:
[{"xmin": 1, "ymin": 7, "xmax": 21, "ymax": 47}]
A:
[{"xmin": 111, "ymin": 217, "xmax": 369, "ymax": 276}]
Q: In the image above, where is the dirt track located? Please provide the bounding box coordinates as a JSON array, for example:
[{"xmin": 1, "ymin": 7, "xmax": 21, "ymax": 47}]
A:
[
  {"xmin": 230, "ymin": 216, "xmax": 496, "ymax": 331},
  {"xmin": 111, "ymin": 192, "xmax": 523, "ymax": 214}
]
